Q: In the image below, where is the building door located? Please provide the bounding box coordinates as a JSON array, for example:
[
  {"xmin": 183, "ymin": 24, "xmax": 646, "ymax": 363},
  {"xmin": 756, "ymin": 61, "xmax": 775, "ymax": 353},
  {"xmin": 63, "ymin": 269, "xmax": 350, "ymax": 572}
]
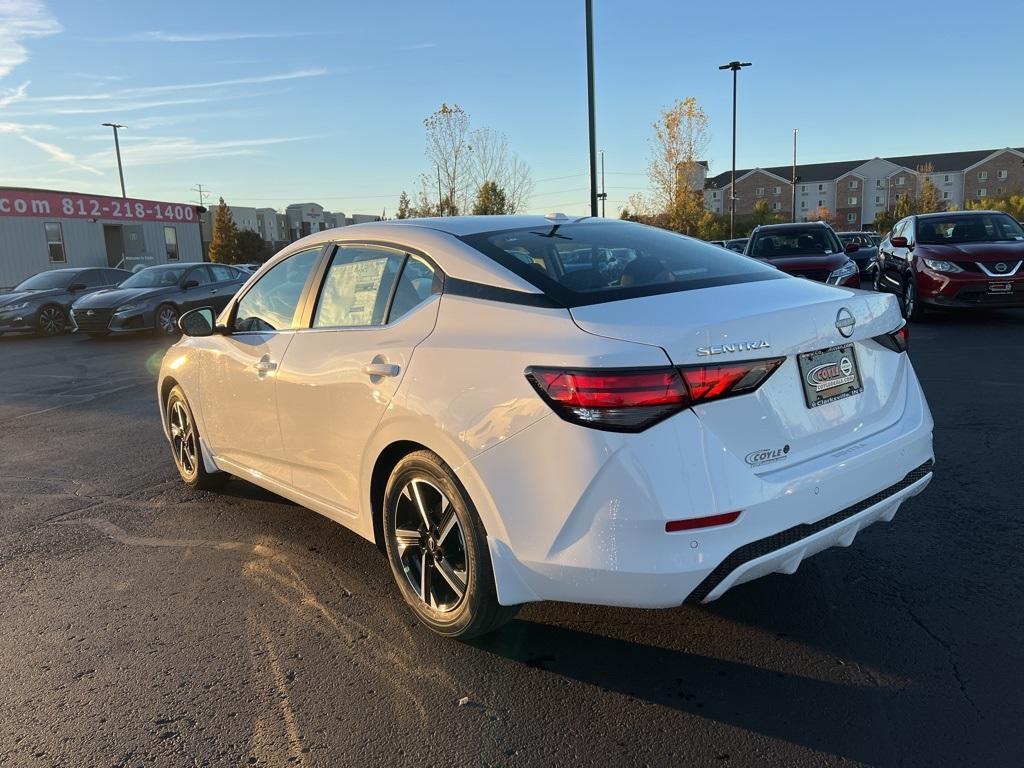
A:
[{"xmin": 103, "ymin": 225, "xmax": 125, "ymax": 268}]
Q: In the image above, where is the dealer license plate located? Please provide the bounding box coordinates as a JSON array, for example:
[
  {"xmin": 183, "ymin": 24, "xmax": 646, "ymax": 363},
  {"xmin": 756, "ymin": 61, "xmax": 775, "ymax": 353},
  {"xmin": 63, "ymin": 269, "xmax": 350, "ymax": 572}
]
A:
[{"xmin": 797, "ymin": 343, "xmax": 863, "ymax": 409}]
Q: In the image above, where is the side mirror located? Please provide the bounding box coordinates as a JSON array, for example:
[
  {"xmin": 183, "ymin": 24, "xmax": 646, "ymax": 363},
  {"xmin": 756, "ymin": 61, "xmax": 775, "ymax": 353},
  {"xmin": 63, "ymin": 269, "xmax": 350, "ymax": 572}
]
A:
[
  {"xmin": 178, "ymin": 307, "xmax": 216, "ymax": 337},
  {"xmin": 68, "ymin": 282, "xmax": 86, "ymax": 291},
  {"xmin": 181, "ymin": 279, "xmax": 199, "ymax": 290},
  {"xmin": 890, "ymin": 236, "xmax": 908, "ymax": 248}
]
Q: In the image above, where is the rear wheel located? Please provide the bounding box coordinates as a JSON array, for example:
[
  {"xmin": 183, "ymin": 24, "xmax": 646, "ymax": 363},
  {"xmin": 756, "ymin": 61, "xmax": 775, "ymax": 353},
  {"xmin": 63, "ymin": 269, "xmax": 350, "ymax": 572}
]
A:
[
  {"xmin": 155, "ymin": 304, "xmax": 180, "ymax": 336},
  {"xmin": 383, "ymin": 450, "xmax": 517, "ymax": 639},
  {"xmin": 36, "ymin": 305, "xmax": 66, "ymax": 336},
  {"xmin": 165, "ymin": 385, "xmax": 229, "ymax": 491}
]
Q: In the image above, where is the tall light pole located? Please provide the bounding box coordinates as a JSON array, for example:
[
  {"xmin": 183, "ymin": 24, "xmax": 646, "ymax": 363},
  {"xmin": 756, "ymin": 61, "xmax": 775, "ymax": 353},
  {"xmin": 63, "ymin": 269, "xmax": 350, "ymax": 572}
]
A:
[
  {"xmin": 791, "ymin": 129, "xmax": 798, "ymax": 222},
  {"xmin": 718, "ymin": 61, "xmax": 751, "ymax": 238},
  {"xmin": 101, "ymin": 122, "xmax": 127, "ymax": 198},
  {"xmin": 585, "ymin": 0, "xmax": 598, "ymax": 217},
  {"xmin": 598, "ymin": 149, "xmax": 607, "ymax": 217}
]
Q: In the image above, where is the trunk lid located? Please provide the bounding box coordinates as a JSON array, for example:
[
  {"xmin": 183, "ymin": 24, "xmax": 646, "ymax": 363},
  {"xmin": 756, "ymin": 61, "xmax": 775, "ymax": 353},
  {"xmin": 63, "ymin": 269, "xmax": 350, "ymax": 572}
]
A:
[{"xmin": 570, "ymin": 278, "xmax": 908, "ymax": 471}]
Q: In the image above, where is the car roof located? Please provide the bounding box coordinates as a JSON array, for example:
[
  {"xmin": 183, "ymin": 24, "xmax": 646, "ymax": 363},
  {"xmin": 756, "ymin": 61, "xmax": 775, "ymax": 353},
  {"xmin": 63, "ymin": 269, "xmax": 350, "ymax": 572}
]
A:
[
  {"xmin": 754, "ymin": 222, "xmax": 832, "ymax": 233},
  {"xmin": 914, "ymin": 209, "xmax": 1004, "ymax": 220}
]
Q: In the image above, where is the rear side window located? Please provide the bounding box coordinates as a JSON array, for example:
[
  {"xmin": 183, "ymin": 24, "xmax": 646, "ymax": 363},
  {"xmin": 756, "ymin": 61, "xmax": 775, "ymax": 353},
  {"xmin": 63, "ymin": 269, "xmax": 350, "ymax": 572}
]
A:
[
  {"xmin": 388, "ymin": 254, "xmax": 439, "ymax": 323},
  {"xmin": 235, "ymin": 248, "xmax": 320, "ymax": 332},
  {"xmin": 459, "ymin": 222, "xmax": 779, "ymax": 306},
  {"xmin": 313, "ymin": 245, "xmax": 404, "ymax": 328},
  {"xmin": 209, "ymin": 264, "xmax": 240, "ymax": 282}
]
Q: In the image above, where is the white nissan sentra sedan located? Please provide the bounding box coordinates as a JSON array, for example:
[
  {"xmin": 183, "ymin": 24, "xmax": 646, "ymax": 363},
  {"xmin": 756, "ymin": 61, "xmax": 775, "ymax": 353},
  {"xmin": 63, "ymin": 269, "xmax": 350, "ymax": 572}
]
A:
[{"xmin": 158, "ymin": 215, "xmax": 934, "ymax": 638}]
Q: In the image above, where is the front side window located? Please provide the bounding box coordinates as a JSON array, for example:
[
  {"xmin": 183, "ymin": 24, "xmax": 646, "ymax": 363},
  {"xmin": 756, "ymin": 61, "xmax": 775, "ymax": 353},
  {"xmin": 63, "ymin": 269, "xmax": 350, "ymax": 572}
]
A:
[
  {"xmin": 234, "ymin": 248, "xmax": 321, "ymax": 332},
  {"xmin": 45, "ymin": 222, "xmax": 65, "ymax": 263},
  {"xmin": 460, "ymin": 222, "xmax": 779, "ymax": 306},
  {"xmin": 313, "ymin": 245, "xmax": 405, "ymax": 328}
]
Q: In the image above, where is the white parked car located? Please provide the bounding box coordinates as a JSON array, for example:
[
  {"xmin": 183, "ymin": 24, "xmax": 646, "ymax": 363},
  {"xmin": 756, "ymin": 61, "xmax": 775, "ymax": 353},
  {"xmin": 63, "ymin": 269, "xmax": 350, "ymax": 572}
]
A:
[{"xmin": 159, "ymin": 215, "xmax": 934, "ymax": 638}]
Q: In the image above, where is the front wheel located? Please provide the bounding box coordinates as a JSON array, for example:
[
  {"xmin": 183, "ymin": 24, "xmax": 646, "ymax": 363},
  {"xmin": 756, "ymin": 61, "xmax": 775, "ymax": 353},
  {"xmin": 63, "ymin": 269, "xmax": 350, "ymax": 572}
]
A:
[
  {"xmin": 155, "ymin": 304, "xmax": 180, "ymax": 336},
  {"xmin": 165, "ymin": 385, "xmax": 229, "ymax": 491},
  {"xmin": 383, "ymin": 450, "xmax": 517, "ymax": 639},
  {"xmin": 902, "ymin": 276, "xmax": 926, "ymax": 321},
  {"xmin": 36, "ymin": 305, "xmax": 66, "ymax": 336}
]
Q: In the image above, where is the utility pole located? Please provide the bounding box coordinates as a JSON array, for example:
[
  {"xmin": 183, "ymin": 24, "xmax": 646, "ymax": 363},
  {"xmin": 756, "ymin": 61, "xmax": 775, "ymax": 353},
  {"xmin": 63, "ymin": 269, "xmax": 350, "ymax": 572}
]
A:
[
  {"xmin": 718, "ymin": 61, "xmax": 751, "ymax": 238},
  {"xmin": 598, "ymin": 149, "xmax": 607, "ymax": 217},
  {"xmin": 435, "ymin": 164, "xmax": 443, "ymax": 216},
  {"xmin": 190, "ymin": 183, "xmax": 209, "ymax": 209},
  {"xmin": 585, "ymin": 0, "xmax": 598, "ymax": 217},
  {"xmin": 101, "ymin": 122, "xmax": 127, "ymax": 198},
  {"xmin": 791, "ymin": 129, "xmax": 798, "ymax": 222}
]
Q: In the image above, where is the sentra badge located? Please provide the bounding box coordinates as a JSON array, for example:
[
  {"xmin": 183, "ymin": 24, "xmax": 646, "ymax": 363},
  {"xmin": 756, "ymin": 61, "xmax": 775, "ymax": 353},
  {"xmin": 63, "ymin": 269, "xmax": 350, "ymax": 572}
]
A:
[{"xmin": 697, "ymin": 340, "xmax": 770, "ymax": 357}]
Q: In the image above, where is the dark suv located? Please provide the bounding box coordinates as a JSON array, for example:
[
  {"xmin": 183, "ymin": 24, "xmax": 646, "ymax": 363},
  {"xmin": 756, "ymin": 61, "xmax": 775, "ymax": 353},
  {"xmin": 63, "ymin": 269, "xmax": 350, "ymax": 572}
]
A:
[
  {"xmin": 876, "ymin": 210, "xmax": 1024, "ymax": 320},
  {"xmin": 745, "ymin": 222, "xmax": 861, "ymax": 287}
]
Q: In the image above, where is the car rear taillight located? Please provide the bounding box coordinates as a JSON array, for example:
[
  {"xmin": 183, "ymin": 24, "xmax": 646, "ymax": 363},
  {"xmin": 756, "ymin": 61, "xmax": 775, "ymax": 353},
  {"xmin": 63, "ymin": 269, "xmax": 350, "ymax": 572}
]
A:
[
  {"xmin": 525, "ymin": 357, "xmax": 784, "ymax": 432},
  {"xmin": 873, "ymin": 324, "xmax": 909, "ymax": 353}
]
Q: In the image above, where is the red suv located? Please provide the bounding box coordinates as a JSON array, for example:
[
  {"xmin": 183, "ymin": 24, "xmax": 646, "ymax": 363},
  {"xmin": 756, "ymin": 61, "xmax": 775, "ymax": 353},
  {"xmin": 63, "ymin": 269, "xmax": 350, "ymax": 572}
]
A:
[
  {"xmin": 876, "ymin": 210, "xmax": 1024, "ymax": 320},
  {"xmin": 744, "ymin": 222, "xmax": 861, "ymax": 288}
]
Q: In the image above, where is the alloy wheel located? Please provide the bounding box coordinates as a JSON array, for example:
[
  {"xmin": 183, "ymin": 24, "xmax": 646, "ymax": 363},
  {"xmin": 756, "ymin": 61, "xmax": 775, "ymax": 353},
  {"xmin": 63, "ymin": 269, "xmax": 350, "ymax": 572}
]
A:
[
  {"xmin": 38, "ymin": 306, "xmax": 65, "ymax": 336},
  {"xmin": 390, "ymin": 478, "xmax": 469, "ymax": 613},
  {"xmin": 157, "ymin": 306, "xmax": 179, "ymax": 335},
  {"xmin": 903, "ymin": 280, "xmax": 915, "ymax": 318},
  {"xmin": 169, "ymin": 400, "xmax": 197, "ymax": 478}
]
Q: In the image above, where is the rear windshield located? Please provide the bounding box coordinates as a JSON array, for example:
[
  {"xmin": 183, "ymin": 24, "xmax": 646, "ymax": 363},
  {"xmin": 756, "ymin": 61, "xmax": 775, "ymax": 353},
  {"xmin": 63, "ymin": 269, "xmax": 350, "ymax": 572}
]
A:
[
  {"xmin": 839, "ymin": 233, "xmax": 874, "ymax": 247},
  {"xmin": 916, "ymin": 213, "xmax": 1024, "ymax": 244},
  {"xmin": 749, "ymin": 227, "xmax": 842, "ymax": 258},
  {"xmin": 458, "ymin": 222, "xmax": 781, "ymax": 306}
]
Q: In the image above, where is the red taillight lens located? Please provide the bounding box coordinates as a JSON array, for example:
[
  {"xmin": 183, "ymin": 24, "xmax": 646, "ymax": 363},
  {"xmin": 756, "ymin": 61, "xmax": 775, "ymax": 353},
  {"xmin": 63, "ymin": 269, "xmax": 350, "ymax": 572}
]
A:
[
  {"xmin": 526, "ymin": 357, "xmax": 784, "ymax": 432},
  {"xmin": 665, "ymin": 510, "xmax": 741, "ymax": 532},
  {"xmin": 873, "ymin": 324, "xmax": 909, "ymax": 352}
]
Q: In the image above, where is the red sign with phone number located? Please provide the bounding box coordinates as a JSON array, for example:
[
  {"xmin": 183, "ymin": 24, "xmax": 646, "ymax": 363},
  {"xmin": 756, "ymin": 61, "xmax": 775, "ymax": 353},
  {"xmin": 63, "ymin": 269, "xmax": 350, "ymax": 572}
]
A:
[{"xmin": 0, "ymin": 189, "xmax": 200, "ymax": 224}]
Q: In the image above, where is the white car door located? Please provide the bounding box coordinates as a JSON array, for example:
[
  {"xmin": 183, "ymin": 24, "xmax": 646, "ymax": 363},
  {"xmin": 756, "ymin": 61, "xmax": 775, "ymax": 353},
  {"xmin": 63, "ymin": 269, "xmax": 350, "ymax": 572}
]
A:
[
  {"xmin": 200, "ymin": 247, "xmax": 323, "ymax": 484},
  {"xmin": 274, "ymin": 245, "xmax": 441, "ymax": 516}
]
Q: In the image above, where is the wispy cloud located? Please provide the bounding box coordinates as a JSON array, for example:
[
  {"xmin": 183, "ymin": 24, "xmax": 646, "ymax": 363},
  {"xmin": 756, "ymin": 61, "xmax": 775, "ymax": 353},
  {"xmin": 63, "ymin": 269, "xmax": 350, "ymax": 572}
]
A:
[
  {"xmin": 0, "ymin": 121, "xmax": 100, "ymax": 175},
  {"xmin": 0, "ymin": 0, "xmax": 62, "ymax": 79},
  {"xmin": 97, "ymin": 30, "xmax": 312, "ymax": 43},
  {"xmin": 396, "ymin": 42, "xmax": 437, "ymax": 51},
  {"xmin": 0, "ymin": 81, "xmax": 30, "ymax": 107},
  {"xmin": 83, "ymin": 134, "xmax": 320, "ymax": 168}
]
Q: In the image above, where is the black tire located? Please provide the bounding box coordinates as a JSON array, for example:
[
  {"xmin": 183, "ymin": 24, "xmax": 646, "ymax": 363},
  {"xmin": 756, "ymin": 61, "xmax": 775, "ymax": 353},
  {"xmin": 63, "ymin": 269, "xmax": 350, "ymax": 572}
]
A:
[
  {"xmin": 36, "ymin": 304, "xmax": 67, "ymax": 336},
  {"xmin": 383, "ymin": 449, "xmax": 518, "ymax": 639},
  {"xmin": 154, "ymin": 303, "xmax": 180, "ymax": 336},
  {"xmin": 902, "ymin": 275, "xmax": 926, "ymax": 322},
  {"xmin": 165, "ymin": 385, "xmax": 229, "ymax": 491}
]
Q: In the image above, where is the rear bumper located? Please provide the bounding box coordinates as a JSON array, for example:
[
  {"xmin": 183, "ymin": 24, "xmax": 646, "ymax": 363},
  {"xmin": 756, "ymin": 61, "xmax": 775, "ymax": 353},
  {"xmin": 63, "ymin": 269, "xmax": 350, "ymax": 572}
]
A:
[{"xmin": 467, "ymin": 361, "xmax": 934, "ymax": 609}]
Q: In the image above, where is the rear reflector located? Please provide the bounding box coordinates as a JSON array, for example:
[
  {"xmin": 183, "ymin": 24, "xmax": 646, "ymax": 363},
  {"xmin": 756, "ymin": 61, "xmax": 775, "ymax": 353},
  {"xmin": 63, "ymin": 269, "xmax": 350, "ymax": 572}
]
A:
[
  {"xmin": 873, "ymin": 323, "xmax": 909, "ymax": 352},
  {"xmin": 666, "ymin": 511, "xmax": 741, "ymax": 532},
  {"xmin": 525, "ymin": 357, "xmax": 784, "ymax": 432}
]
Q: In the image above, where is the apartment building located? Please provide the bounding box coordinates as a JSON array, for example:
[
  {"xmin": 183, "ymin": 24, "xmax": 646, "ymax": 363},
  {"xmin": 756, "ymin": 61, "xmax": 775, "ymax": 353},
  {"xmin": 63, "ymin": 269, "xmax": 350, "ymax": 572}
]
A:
[{"xmin": 703, "ymin": 147, "xmax": 1024, "ymax": 229}]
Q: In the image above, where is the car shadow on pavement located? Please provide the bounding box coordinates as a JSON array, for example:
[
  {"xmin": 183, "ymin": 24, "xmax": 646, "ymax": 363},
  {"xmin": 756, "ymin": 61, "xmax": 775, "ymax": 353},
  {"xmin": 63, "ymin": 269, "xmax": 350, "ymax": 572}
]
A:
[{"xmin": 473, "ymin": 616, "xmax": 900, "ymax": 765}]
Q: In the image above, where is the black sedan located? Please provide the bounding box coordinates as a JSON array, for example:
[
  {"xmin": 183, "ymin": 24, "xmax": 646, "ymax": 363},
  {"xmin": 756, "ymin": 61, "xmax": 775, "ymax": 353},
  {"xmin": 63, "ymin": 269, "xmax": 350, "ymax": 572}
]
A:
[
  {"xmin": 0, "ymin": 267, "xmax": 131, "ymax": 337},
  {"xmin": 837, "ymin": 231, "xmax": 879, "ymax": 273},
  {"xmin": 71, "ymin": 263, "xmax": 248, "ymax": 337}
]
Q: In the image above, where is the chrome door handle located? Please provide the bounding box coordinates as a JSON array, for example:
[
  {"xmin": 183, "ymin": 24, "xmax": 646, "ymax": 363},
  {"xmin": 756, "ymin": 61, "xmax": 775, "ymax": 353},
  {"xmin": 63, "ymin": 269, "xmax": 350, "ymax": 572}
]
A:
[
  {"xmin": 362, "ymin": 362, "xmax": 400, "ymax": 378},
  {"xmin": 253, "ymin": 358, "xmax": 277, "ymax": 376}
]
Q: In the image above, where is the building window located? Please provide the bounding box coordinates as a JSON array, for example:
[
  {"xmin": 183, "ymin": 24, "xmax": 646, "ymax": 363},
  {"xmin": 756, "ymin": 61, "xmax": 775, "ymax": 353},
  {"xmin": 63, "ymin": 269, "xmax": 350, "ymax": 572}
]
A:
[
  {"xmin": 875, "ymin": 195, "xmax": 882, "ymax": 205},
  {"xmin": 942, "ymin": 191, "xmax": 951, "ymax": 199},
  {"xmin": 848, "ymin": 196, "xmax": 858, "ymax": 206},
  {"xmin": 755, "ymin": 187, "xmax": 765, "ymax": 196},
  {"xmin": 800, "ymin": 184, "xmax": 807, "ymax": 192},
  {"xmin": 847, "ymin": 213, "xmax": 856, "ymax": 223},
  {"xmin": 848, "ymin": 179, "xmax": 858, "ymax": 189},
  {"xmin": 44, "ymin": 222, "xmax": 66, "ymax": 263},
  {"xmin": 800, "ymin": 201, "xmax": 807, "ymax": 209},
  {"xmin": 978, "ymin": 188, "xmax": 987, "ymax": 198},
  {"xmin": 817, "ymin": 184, "xmax": 824, "ymax": 191},
  {"xmin": 712, "ymin": 191, "xmax": 719, "ymax": 199},
  {"xmin": 772, "ymin": 202, "xmax": 781, "ymax": 211},
  {"xmin": 876, "ymin": 179, "xmax": 884, "ymax": 189},
  {"xmin": 772, "ymin": 185, "xmax": 781, "ymax": 195},
  {"xmin": 164, "ymin": 226, "xmax": 178, "ymax": 260},
  {"xmin": 978, "ymin": 171, "xmax": 988, "ymax": 180},
  {"xmin": 943, "ymin": 174, "xmax": 951, "ymax": 183},
  {"xmin": 896, "ymin": 176, "xmax": 905, "ymax": 186},
  {"xmin": 895, "ymin": 193, "xmax": 905, "ymax": 201},
  {"xmin": 998, "ymin": 169, "xmax": 1008, "ymax": 180},
  {"xmin": 818, "ymin": 199, "xmax": 823, "ymax": 207}
]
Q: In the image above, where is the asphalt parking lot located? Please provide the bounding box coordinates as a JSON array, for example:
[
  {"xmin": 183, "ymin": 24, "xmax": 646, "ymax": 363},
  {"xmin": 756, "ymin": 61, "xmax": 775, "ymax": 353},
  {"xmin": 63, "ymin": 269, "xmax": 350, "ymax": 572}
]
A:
[{"xmin": 2, "ymin": 307, "xmax": 1023, "ymax": 768}]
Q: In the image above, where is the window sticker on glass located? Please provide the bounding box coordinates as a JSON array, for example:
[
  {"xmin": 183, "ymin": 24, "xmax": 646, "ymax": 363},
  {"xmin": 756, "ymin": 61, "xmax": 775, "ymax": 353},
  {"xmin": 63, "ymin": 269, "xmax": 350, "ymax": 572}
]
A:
[{"xmin": 316, "ymin": 257, "xmax": 389, "ymax": 327}]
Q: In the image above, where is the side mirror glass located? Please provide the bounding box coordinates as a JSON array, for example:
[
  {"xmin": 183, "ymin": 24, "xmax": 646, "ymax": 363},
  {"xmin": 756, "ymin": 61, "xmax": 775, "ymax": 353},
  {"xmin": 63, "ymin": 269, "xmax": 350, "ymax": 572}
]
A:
[
  {"xmin": 181, "ymin": 279, "xmax": 199, "ymax": 289},
  {"xmin": 845, "ymin": 242, "xmax": 860, "ymax": 253},
  {"xmin": 890, "ymin": 236, "xmax": 908, "ymax": 248},
  {"xmin": 178, "ymin": 307, "xmax": 216, "ymax": 337},
  {"xmin": 68, "ymin": 282, "xmax": 86, "ymax": 291}
]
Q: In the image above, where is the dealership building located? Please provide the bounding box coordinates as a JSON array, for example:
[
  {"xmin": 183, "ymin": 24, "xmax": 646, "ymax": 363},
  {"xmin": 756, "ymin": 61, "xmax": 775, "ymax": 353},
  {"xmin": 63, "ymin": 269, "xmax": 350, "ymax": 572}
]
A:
[{"xmin": 0, "ymin": 187, "xmax": 203, "ymax": 288}]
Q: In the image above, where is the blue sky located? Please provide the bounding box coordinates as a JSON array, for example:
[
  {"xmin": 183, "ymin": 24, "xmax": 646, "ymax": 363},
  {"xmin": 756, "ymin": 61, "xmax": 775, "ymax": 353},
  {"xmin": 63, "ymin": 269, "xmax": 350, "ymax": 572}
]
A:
[{"xmin": 2, "ymin": 0, "xmax": 1022, "ymax": 217}]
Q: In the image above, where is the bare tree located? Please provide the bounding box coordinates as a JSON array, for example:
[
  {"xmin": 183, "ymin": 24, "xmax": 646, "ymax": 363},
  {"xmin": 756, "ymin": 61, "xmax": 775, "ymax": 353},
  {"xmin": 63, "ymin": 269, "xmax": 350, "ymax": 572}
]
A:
[
  {"xmin": 467, "ymin": 128, "xmax": 535, "ymax": 214},
  {"xmin": 424, "ymin": 103, "xmax": 472, "ymax": 215}
]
